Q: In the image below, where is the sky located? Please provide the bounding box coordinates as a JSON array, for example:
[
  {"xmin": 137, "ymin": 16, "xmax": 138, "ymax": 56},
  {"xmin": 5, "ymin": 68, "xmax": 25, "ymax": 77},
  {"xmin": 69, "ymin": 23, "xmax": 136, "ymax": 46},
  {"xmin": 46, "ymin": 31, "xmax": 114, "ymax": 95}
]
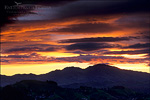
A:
[{"xmin": 1, "ymin": 0, "xmax": 150, "ymax": 75}]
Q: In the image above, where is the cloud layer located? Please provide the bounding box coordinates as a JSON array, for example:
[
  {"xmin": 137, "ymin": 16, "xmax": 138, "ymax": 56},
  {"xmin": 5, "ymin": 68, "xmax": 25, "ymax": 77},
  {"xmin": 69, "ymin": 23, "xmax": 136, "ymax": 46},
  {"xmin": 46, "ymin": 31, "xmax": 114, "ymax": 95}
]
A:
[{"xmin": 1, "ymin": 0, "xmax": 150, "ymax": 75}]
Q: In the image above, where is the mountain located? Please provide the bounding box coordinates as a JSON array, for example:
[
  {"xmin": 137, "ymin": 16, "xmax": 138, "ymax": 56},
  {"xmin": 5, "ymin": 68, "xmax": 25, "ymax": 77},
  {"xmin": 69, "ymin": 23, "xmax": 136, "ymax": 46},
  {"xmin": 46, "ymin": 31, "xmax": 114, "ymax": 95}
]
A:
[{"xmin": 1, "ymin": 64, "xmax": 150, "ymax": 92}]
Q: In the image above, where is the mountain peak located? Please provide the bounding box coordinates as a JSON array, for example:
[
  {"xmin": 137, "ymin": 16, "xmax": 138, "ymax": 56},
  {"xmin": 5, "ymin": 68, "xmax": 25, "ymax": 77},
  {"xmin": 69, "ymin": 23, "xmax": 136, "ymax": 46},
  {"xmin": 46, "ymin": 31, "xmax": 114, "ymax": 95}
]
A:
[
  {"xmin": 63, "ymin": 66, "xmax": 82, "ymax": 70},
  {"xmin": 87, "ymin": 64, "xmax": 116, "ymax": 70},
  {"xmin": 94, "ymin": 64, "xmax": 111, "ymax": 67}
]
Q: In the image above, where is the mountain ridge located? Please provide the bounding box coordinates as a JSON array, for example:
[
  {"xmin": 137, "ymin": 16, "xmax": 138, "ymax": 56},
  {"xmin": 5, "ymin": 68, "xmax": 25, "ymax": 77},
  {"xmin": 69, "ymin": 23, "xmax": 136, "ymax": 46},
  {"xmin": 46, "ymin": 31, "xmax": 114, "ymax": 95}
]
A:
[
  {"xmin": 1, "ymin": 64, "xmax": 149, "ymax": 76},
  {"xmin": 1, "ymin": 64, "xmax": 150, "ymax": 93}
]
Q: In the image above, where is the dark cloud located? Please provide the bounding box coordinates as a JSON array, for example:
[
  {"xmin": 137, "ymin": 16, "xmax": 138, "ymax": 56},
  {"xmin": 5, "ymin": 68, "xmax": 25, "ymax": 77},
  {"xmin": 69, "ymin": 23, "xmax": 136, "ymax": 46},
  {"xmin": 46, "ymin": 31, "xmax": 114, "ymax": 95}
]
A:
[
  {"xmin": 104, "ymin": 49, "xmax": 150, "ymax": 55},
  {"xmin": 139, "ymin": 31, "xmax": 150, "ymax": 41},
  {"xmin": 1, "ymin": 59, "xmax": 9, "ymax": 62},
  {"xmin": 1, "ymin": 53, "xmax": 40, "ymax": 59},
  {"xmin": 56, "ymin": 0, "xmax": 149, "ymax": 20},
  {"xmin": 59, "ymin": 37, "xmax": 134, "ymax": 43},
  {"xmin": 65, "ymin": 43, "xmax": 120, "ymax": 51},
  {"xmin": 56, "ymin": 54, "xmax": 146, "ymax": 64},
  {"xmin": 44, "ymin": 47, "xmax": 57, "ymax": 51},
  {"xmin": 2, "ymin": 0, "xmax": 149, "ymax": 27},
  {"xmin": 57, "ymin": 55, "xmax": 124, "ymax": 62},
  {"xmin": 136, "ymin": 31, "xmax": 150, "ymax": 38},
  {"xmin": 7, "ymin": 55, "xmax": 30, "ymax": 58},
  {"xmin": 143, "ymin": 35, "xmax": 150, "ymax": 40},
  {"xmin": 1, "ymin": 0, "xmax": 149, "ymax": 27},
  {"xmin": 50, "ymin": 23, "xmax": 120, "ymax": 33},
  {"xmin": 0, "ymin": 0, "xmax": 76, "ymax": 27},
  {"xmin": 65, "ymin": 50, "xmax": 109, "ymax": 55},
  {"xmin": 6, "ymin": 47, "xmax": 42, "ymax": 53},
  {"xmin": 116, "ymin": 14, "xmax": 150, "ymax": 27},
  {"xmin": 1, "ymin": 0, "xmax": 34, "ymax": 27},
  {"xmin": 125, "ymin": 43, "xmax": 150, "ymax": 49},
  {"xmin": 26, "ymin": 44, "xmax": 55, "ymax": 47},
  {"xmin": 1, "ymin": 52, "xmax": 147, "ymax": 65},
  {"xmin": 68, "ymin": 51, "xmax": 86, "ymax": 54},
  {"xmin": 25, "ymin": 44, "xmax": 63, "ymax": 51},
  {"xmin": 5, "ymin": 46, "xmax": 59, "ymax": 53},
  {"xmin": 19, "ymin": 0, "xmax": 77, "ymax": 6}
]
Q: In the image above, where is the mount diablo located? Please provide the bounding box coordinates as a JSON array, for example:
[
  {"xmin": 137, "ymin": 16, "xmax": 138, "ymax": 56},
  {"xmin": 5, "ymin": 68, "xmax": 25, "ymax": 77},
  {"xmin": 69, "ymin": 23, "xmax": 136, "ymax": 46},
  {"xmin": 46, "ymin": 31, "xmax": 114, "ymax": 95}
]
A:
[{"xmin": 1, "ymin": 64, "xmax": 149, "ymax": 92}]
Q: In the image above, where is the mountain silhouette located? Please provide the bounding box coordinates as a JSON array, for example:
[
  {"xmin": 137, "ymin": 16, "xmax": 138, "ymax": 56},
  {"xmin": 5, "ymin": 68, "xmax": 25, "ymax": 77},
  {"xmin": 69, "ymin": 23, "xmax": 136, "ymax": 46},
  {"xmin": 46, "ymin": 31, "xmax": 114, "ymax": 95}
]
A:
[
  {"xmin": 1, "ymin": 64, "xmax": 150, "ymax": 92},
  {"xmin": 2, "ymin": 80, "xmax": 148, "ymax": 100}
]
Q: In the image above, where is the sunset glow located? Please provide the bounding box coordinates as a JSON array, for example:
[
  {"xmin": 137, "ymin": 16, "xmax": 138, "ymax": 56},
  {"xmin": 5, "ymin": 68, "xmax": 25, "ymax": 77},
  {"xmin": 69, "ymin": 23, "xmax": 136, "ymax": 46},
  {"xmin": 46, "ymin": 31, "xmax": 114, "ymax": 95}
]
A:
[{"xmin": 1, "ymin": 0, "xmax": 150, "ymax": 76}]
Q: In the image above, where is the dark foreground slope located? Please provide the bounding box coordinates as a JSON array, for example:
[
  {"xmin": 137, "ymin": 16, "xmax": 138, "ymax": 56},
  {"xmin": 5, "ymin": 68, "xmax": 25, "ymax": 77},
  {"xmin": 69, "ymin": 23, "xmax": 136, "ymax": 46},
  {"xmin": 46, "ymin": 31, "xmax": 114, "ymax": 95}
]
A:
[
  {"xmin": 1, "ymin": 80, "xmax": 150, "ymax": 100},
  {"xmin": 1, "ymin": 64, "xmax": 150, "ymax": 92}
]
